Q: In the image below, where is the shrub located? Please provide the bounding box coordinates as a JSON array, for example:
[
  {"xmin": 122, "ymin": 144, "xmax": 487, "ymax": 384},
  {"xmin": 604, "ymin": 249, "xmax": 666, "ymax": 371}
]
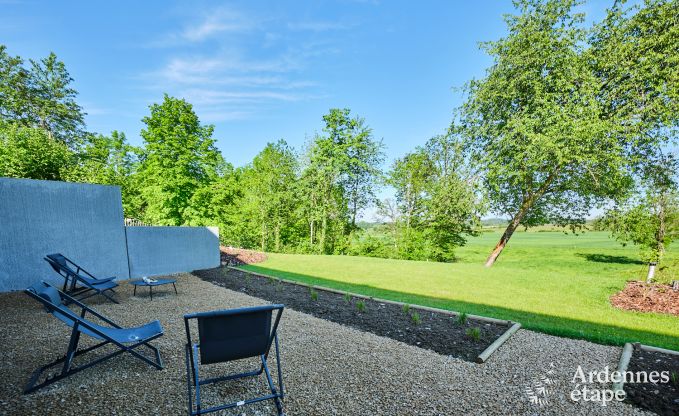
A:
[
  {"xmin": 457, "ymin": 312, "xmax": 468, "ymax": 325},
  {"xmin": 344, "ymin": 292, "xmax": 352, "ymax": 303},
  {"xmin": 402, "ymin": 303, "xmax": 411, "ymax": 314},
  {"xmin": 411, "ymin": 312, "xmax": 421, "ymax": 325},
  {"xmin": 309, "ymin": 287, "xmax": 318, "ymax": 301},
  {"xmin": 466, "ymin": 327, "xmax": 481, "ymax": 341},
  {"xmin": 356, "ymin": 300, "xmax": 366, "ymax": 312}
]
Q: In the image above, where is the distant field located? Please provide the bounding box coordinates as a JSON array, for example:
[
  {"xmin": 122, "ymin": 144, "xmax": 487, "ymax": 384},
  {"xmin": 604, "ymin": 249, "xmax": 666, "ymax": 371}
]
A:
[{"xmin": 241, "ymin": 231, "xmax": 679, "ymax": 350}]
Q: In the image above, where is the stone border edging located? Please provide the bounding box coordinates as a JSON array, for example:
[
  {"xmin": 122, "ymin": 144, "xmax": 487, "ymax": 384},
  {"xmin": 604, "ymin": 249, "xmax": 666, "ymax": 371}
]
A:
[
  {"xmin": 612, "ymin": 342, "xmax": 679, "ymax": 395},
  {"xmin": 476, "ymin": 322, "xmax": 522, "ymax": 363},
  {"xmin": 637, "ymin": 343, "xmax": 679, "ymax": 356},
  {"xmin": 612, "ymin": 343, "xmax": 633, "ymax": 394},
  {"xmin": 228, "ymin": 266, "xmax": 521, "ymax": 363}
]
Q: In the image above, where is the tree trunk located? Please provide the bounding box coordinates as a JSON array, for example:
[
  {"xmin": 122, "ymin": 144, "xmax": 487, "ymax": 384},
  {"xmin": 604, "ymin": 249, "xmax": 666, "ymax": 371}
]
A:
[
  {"xmin": 310, "ymin": 221, "xmax": 314, "ymax": 246},
  {"xmin": 647, "ymin": 194, "xmax": 667, "ymax": 284},
  {"xmin": 351, "ymin": 184, "xmax": 358, "ymax": 229},
  {"xmin": 274, "ymin": 223, "xmax": 281, "ymax": 252},
  {"xmin": 646, "ymin": 262, "xmax": 657, "ymax": 283},
  {"xmin": 485, "ymin": 170, "xmax": 558, "ymax": 267},
  {"xmin": 656, "ymin": 194, "xmax": 666, "ymax": 259},
  {"xmin": 320, "ymin": 216, "xmax": 327, "ymax": 254},
  {"xmin": 261, "ymin": 223, "xmax": 266, "ymax": 252},
  {"xmin": 484, "ymin": 209, "xmax": 525, "ymax": 267}
]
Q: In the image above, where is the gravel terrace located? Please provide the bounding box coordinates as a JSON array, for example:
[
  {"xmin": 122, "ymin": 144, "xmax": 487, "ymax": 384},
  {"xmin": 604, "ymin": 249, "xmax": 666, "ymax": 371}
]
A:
[{"xmin": 0, "ymin": 273, "xmax": 651, "ymax": 415}]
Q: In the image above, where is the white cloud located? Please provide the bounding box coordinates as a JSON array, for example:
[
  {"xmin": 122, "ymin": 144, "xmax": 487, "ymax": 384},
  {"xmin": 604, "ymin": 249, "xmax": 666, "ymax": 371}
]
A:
[
  {"xmin": 182, "ymin": 9, "xmax": 253, "ymax": 42},
  {"xmin": 138, "ymin": 6, "xmax": 348, "ymax": 121},
  {"xmin": 156, "ymin": 53, "xmax": 301, "ymax": 85},
  {"xmin": 147, "ymin": 7, "xmax": 254, "ymax": 47},
  {"xmin": 180, "ymin": 88, "xmax": 301, "ymax": 106}
]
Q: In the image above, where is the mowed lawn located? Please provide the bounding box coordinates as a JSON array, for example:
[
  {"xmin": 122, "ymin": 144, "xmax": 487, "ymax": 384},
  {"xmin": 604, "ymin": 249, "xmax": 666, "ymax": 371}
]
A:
[{"xmin": 241, "ymin": 231, "xmax": 679, "ymax": 350}]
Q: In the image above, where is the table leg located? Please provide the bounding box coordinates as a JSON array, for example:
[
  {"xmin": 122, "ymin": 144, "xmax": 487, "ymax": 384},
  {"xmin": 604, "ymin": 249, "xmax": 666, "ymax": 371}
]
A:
[
  {"xmin": 150, "ymin": 285, "xmax": 153, "ymax": 300},
  {"xmin": 173, "ymin": 282, "xmax": 177, "ymax": 294},
  {"xmin": 134, "ymin": 285, "xmax": 137, "ymax": 296}
]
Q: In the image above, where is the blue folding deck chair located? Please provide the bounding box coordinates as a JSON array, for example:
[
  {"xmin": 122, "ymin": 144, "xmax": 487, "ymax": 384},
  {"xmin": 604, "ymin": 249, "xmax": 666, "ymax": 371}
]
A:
[
  {"xmin": 23, "ymin": 281, "xmax": 164, "ymax": 394},
  {"xmin": 44, "ymin": 253, "xmax": 119, "ymax": 303},
  {"xmin": 184, "ymin": 305, "xmax": 285, "ymax": 416}
]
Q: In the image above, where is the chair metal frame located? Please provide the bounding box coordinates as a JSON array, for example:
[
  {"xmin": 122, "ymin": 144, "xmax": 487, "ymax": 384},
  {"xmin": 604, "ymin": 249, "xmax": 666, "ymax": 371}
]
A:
[
  {"xmin": 44, "ymin": 253, "xmax": 119, "ymax": 303},
  {"xmin": 184, "ymin": 305, "xmax": 285, "ymax": 415},
  {"xmin": 24, "ymin": 282, "xmax": 164, "ymax": 394}
]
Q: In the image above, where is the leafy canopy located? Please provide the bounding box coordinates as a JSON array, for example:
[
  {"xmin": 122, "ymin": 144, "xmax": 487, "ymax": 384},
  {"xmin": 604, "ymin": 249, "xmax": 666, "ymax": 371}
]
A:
[
  {"xmin": 136, "ymin": 94, "xmax": 224, "ymax": 225},
  {"xmin": 462, "ymin": 0, "xmax": 632, "ymax": 231}
]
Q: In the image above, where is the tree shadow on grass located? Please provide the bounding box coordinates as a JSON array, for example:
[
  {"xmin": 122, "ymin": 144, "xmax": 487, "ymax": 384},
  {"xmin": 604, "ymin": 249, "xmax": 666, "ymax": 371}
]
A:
[{"xmin": 575, "ymin": 253, "xmax": 645, "ymax": 265}]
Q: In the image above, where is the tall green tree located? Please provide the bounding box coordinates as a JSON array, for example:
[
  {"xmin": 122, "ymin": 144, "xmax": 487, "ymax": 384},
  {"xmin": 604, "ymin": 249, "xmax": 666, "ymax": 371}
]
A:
[
  {"xmin": 591, "ymin": 0, "xmax": 679, "ymax": 168},
  {"xmin": 302, "ymin": 108, "xmax": 382, "ymax": 253},
  {"xmin": 388, "ymin": 150, "xmax": 432, "ymax": 255},
  {"xmin": 136, "ymin": 95, "xmax": 224, "ymax": 225},
  {"xmin": 603, "ymin": 154, "xmax": 679, "ymax": 282},
  {"xmin": 301, "ymin": 139, "xmax": 347, "ymax": 254},
  {"xmin": 27, "ymin": 52, "xmax": 85, "ymax": 144},
  {"xmin": 421, "ymin": 131, "xmax": 484, "ymax": 261},
  {"xmin": 1, "ymin": 46, "xmax": 87, "ymax": 180},
  {"xmin": 387, "ymin": 130, "xmax": 484, "ymax": 261},
  {"xmin": 65, "ymin": 131, "xmax": 140, "ymax": 216},
  {"xmin": 462, "ymin": 0, "xmax": 632, "ymax": 267},
  {"xmin": 0, "ymin": 45, "xmax": 31, "ymax": 124},
  {"xmin": 239, "ymin": 140, "xmax": 299, "ymax": 251},
  {"xmin": 325, "ymin": 110, "xmax": 385, "ymax": 229},
  {"xmin": 0, "ymin": 121, "xmax": 73, "ymax": 180},
  {"xmin": 183, "ymin": 163, "xmax": 242, "ymax": 244},
  {"xmin": 0, "ymin": 46, "xmax": 85, "ymax": 145}
]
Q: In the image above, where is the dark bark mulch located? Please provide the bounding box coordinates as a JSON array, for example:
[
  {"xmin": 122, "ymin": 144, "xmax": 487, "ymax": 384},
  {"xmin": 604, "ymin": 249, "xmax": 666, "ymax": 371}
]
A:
[
  {"xmin": 219, "ymin": 247, "xmax": 268, "ymax": 267},
  {"xmin": 610, "ymin": 281, "xmax": 679, "ymax": 316},
  {"xmin": 194, "ymin": 267, "xmax": 510, "ymax": 363},
  {"xmin": 625, "ymin": 348, "xmax": 679, "ymax": 416}
]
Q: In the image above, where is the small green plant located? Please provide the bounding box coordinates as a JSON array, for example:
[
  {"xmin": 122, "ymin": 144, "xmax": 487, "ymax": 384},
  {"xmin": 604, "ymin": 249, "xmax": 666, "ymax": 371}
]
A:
[
  {"xmin": 466, "ymin": 327, "xmax": 481, "ymax": 341},
  {"xmin": 402, "ymin": 303, "xmax": 411, "ymax": 314},
  {"xmin": 671, "ymin": 371, "xmax": 678, "ymax": 385},
  {"xmin": 457, "ymin": 312, "xmax": 468, "ymax": 325},
  {"xmin": 356, "ymin": 300, "xmax": 366, "ymax": 312},
  {"xmin": 344, "ymin": 292, "xmax": 352, "ymax": 303},
  {"xmin": 274, "ymin": 280, "xmax": 282, "ymax": 292},
  {"xmin": 309, "ymin": 287, "xmax": 318, "ymax": 301},
  {"xmin": 411, "ymin": 312, "xmax": 421, "ymax": 325},
  {"xmin": 267, "ymin": 276, "xmax": 276, "ymax": 285}
]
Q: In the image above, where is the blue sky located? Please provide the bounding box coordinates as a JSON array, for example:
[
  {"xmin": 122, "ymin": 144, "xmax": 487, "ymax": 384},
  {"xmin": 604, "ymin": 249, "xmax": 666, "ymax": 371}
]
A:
[{"xmin": 1, "ymin": 0, "xmax": 614, "ymax": 217}]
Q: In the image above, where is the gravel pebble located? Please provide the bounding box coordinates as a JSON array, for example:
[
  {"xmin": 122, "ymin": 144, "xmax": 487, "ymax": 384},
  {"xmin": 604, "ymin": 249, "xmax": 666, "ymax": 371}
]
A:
[{"xmin": 0, "ymin": 273, "xmax": 651, "ymax": 415}]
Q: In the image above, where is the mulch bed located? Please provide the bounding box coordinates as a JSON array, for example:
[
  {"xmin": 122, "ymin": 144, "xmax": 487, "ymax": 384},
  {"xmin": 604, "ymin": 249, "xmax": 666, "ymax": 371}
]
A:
[
  {"xmin": 610, "ymin": 281, "xmax": 679, "ymax": 316},
  {"xmin": 195, "ymin": 267, "xmax": 510, "ymax": 363},
  {"xmin": 625, "ymin": 348, "xmax": 679, "ymax": 416},
  {"xmin": 219, "ymin": 246, "xmax": 267, "ymax": 266}
]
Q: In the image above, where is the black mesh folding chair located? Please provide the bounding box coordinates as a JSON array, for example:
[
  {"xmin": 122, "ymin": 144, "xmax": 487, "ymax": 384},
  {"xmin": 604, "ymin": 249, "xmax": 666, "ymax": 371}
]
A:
[
  {"xmin": 184, "ymin": 305, "xmax": 285, "ymax": 415},
  {"xmin": 24, "ymin": 281, "xmax": 164, "ymax": 394},
  {"xmin": 44, "ymin": 253, "xmax": 119, "ymax": 303}
]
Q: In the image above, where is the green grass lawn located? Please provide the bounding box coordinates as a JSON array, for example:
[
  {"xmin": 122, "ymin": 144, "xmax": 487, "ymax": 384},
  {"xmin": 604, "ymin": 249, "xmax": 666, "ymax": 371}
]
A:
[{"xmin": 240, "ymin": 231, "xmax": 679, "ymax": 350}]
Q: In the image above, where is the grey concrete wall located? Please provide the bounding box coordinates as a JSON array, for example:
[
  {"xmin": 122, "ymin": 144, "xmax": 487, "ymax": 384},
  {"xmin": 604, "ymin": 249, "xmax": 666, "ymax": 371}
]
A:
[
  {"xmin": 125, "ymin": 226, "xmax": 219, "ymax": 278},
  {"xmin": 0, "ymin": 178, "xmax": 130, "ymax": 291}
]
